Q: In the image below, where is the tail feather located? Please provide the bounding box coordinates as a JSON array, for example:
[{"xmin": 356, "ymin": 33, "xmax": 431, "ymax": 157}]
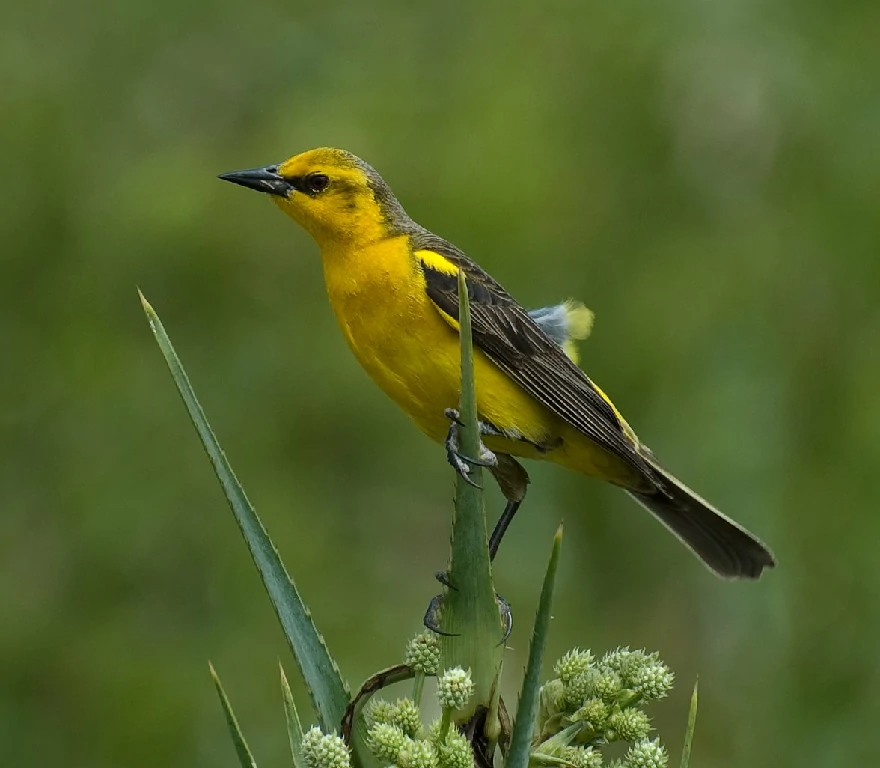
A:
[{"xmin": 628, "ymin": 462, "xmax": 776, "ymax": 579}]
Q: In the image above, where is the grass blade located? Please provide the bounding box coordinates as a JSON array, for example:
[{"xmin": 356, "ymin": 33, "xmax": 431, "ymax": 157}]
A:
[
  {"xmin": 280, "ymin": 662, "xmax": 305, "ymax": 768},
  {"xmin": 507, "ymin": 524, "xmax": 564, "ymax": 768},
  {"xmin": 139, "ymin": 292, "xmax": 349, "ymax": 730},
  {"xmin": 210, "ymin": 662, "xmax": 258, "ymax": 768},
  {"xmin": 680, "ymin": 679, "xmax": 698, "ymax": 768},
  {"xmin": 438, "ymin": 271, "xmax": 505, "ymax": 718}
]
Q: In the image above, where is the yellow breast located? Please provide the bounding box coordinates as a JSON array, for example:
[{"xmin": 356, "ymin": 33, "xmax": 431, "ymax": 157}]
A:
[{"xmin": 319, "ymin": 236, "xmax": 555, "ymax": 448}]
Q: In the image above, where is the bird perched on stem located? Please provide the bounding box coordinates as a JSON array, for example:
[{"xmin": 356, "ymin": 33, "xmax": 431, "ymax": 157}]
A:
[{"xmin": 220, "ymin": 148, "xmax": 775, "ymax": 579}]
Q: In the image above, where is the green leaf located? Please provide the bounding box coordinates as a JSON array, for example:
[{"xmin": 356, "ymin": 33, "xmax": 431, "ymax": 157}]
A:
[
  {"xmin": 140, "ymin": 294, "xmax": 381, "ymax": 768},
  {"xmin": 209, "ymin": 662, "xmax": 258, "ymax": 768},
  {"xmin": 280, "ymin": 662, "xmax": 305, "ymax": 768},
  {"xmin": 680, "ymin": 679, "xmax": 698, "ymax": 768},
  {"xmin": 139, "ymin": 292, "xmax": 349, "ymax": 731},
  {"xmin": 506, "ymin": 525, "xmax": 564, "ymax": 768},
  {"xmin": 438, "ymin": 271, "xmax": 505, "ymax": 719}
]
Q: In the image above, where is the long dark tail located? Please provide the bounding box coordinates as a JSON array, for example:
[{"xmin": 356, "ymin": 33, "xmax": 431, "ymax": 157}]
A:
[{"xmin": 628, "ymin": 461, "xmax": 776, "ymax": 579}]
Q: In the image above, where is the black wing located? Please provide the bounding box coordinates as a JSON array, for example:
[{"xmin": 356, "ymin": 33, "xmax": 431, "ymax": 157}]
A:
[{"xmin": 410, "ymin": 229, "xmax": 655, "ymax": 481}]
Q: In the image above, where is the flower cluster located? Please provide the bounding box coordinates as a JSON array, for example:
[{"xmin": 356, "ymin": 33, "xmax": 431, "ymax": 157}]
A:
[
  {"xmin": 301, "ymin": 726, "xmax": 351, "ymax": 768},
  {"xmin": 365, "ymin": 670, "xmax": 475, "ymax": 768},
  {"xmin": 304, "ymin": 640, "xmax": 674, "ymax": 768},
  {"xmin": 405, "ymin": 631, "xmax": 441, "ymax": 676},
  {"xmin": 436, "ymin": 667, "xmax": 474, "ymax": 711},
  {"xmin": 533, "ymin": 647, "xmax": 674, "ymax": 768}
]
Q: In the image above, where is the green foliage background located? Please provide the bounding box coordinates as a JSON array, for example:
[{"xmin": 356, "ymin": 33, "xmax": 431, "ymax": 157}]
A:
[{"xmin": 2, "ymin": 1, "xmax": 878, "ymax": 766}]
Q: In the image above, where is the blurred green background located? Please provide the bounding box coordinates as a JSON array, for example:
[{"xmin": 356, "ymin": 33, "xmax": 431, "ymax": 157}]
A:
[{"xmin": 3, "ymin": 1, "xmax": 879, "ymax": 765}]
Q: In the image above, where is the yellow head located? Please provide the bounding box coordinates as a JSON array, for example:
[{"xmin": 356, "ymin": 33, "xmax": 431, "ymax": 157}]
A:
[{"xmin": 219, "ymin": 148, "xmax": 410, "ymax": 248}]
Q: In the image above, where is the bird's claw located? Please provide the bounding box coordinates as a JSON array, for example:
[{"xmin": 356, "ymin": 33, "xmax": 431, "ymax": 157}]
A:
[
  {"xmin": 497, "ymin": 594, "xmax": 513, "ymax": 644},
  {"xmin": 423, "ymin": 594, "xmax": 459, "ymax": 636},
  {"xmin": 456, "ymin": 452, "xmax": 497, "ymax": 469},
  {"xmin": 435, "ymin": 570, "xmax": 458, "ymax": 590},
  {"xmin": 444, "ymin": 410, "xmax": 498, "ymax": 485},
  {"xmin": 423, "ymin": 591, "xmax": 513, "ymax": 643},
  {"xmin": 444, "ymin": 408, "xmax": 465, "ymax": 427},
  {"xmin": 447, "ymin": 451, "xmax": 484, "ymax": 488}
]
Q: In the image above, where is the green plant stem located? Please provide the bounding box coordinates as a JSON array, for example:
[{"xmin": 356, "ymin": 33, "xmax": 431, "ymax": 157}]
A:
[
  {"xmin": 439, "ymin": 709, "xmax": 452, "ymax": 743},
  {"xmin": 412, "ymin": 673, "xmax": 425, "ymax": 706}
]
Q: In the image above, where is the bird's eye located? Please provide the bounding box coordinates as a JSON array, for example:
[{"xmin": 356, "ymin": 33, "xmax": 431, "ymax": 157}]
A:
[{"xmin": 306, "ymin": 173, "xmax": 330, "ymax": 194}]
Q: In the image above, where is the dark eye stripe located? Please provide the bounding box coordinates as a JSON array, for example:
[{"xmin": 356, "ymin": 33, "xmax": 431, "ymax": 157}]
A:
[{"xmin": 287, "ymin": 176, "xmax": 310, "ymax": 194}]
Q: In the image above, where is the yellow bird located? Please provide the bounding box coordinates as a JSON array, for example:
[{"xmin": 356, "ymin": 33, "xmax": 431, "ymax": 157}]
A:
[{"xmin": 220, "ymin": 148, "xmax": 775, "ymax": 579}]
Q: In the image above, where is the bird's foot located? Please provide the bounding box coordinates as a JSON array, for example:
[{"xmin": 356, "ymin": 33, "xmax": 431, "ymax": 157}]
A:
[
  {"xmin": 435, "ymin": 570, "xmax": 458, "ymax": 591},
  {"xmin": 444, "ymin": 408, "xmax": 500, "ymax": 487},
  {"xmin": 423, "ymin": 594, "xmax": 457, "ymax": 636},
  {"xmin": 423, "ymin": 571, "xmax": 513, "ymax": 643},
  {"xmin": 496, "ymin": 594, "xmax": 513, "ymax": 643}
]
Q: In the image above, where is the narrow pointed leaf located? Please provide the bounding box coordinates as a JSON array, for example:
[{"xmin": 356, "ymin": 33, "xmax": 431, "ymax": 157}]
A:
[
  {"xmin": 139, "ymin": 293, "xmax": 349, "ymax": 723},
  {"xmin": 210, "ymin": 663, "xmax": 258, "ymax": 768},
  {"xmin": 280, "ymin": 663, "xmax": 305, "ymax": 768},
  {"xmin": 484, "ymin": 659, "xmax": 504, "ymax": 747},
  {"xmin": 507, "ymin": 524, "xmax": 564, "ymax": 768},
  {"xmin": 680, "ymin": 679, "xmax": 698, "ymax": 768},
  {"xmin": 532, "ymin": 722, "xmax": 584, "ymax": 755},
  {"xmin": 438, "ymin": 271, "xmax": 505, "ymax": 718},
  {"xmin": 529, "ymin": 754, "xmax": 580, "ymax": 768}
]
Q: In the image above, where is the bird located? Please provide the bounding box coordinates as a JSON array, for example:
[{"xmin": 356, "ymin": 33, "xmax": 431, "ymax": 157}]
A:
[{"xmin": 219, "ymin": 147, "xmax": 775, "ymax": 579}]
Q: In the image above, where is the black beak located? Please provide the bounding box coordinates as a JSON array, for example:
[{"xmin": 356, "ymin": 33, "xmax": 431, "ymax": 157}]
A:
[{"xmin": 218, "ymin": 165, "xmax": 293, "ymax": 198}]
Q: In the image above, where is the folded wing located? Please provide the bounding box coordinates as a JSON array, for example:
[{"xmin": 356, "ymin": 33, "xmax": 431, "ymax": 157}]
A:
[{"xmin": 410, "ymin": 229, "xmax": 655, "ymax": 485}]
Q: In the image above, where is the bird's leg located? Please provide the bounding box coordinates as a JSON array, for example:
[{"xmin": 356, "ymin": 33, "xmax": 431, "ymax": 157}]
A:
[
  {"xmin": 488, "ymin": 500, "xmax": 522, "ymax": 560},
  {"xmin": 444, "ymin": 408, "xmax": 501, "ymax": 487},
  {"xmin": 486, "ymin": 454, "xmax": 530, "ymax": 560}
]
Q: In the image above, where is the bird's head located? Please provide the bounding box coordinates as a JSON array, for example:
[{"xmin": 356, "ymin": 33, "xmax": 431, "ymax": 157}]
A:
[{"xmin": 219, "ymin": 148, "xmax": 409, "ymax": 248}]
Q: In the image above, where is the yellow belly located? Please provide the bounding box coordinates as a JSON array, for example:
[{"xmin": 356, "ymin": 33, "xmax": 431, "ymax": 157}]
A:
[{"xmin": 320, "ymin": 238, "xmax": 642, "ymax": 488}]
